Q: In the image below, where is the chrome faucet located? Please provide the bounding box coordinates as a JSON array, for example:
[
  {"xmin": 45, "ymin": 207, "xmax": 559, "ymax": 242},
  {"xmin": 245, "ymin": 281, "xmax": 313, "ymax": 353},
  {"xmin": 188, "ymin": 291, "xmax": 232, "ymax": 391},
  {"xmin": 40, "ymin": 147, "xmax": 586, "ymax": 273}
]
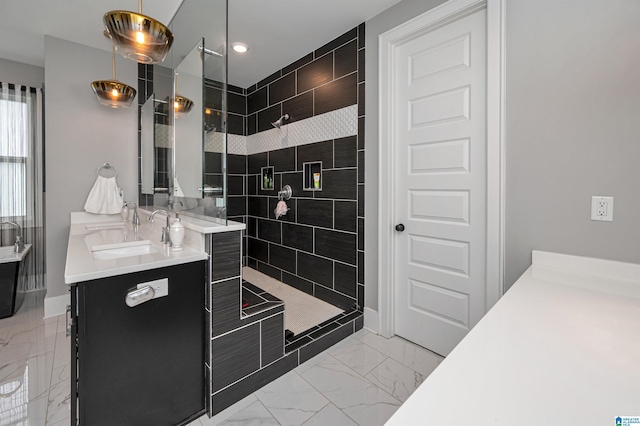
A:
[
  {"xmin": 0, "ymin": 221, "xmax": 24, "ymax": 253},
  {"xmin": 123, "ymin": 201, "xmax": 140, "ymax": 225},
  {"xmin": 148, "ymin": 209, "xmax": 172, "ymax": 245}
]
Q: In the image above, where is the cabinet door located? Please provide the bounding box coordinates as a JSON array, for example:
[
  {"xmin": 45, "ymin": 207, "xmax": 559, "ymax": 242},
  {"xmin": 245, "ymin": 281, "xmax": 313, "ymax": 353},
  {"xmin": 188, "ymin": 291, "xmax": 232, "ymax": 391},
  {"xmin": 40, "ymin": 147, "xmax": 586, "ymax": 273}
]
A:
[{"xmin": 77, "ymin": 261, "xmax": 206, "ymax": 426}]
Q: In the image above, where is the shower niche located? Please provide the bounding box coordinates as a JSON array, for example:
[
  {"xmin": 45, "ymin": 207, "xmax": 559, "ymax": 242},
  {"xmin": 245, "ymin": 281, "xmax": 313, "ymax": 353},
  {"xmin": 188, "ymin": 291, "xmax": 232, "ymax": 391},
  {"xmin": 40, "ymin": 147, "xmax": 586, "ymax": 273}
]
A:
[{"xmin": 303, "ymin": 161, "xmax": 322, "ymax": 191}]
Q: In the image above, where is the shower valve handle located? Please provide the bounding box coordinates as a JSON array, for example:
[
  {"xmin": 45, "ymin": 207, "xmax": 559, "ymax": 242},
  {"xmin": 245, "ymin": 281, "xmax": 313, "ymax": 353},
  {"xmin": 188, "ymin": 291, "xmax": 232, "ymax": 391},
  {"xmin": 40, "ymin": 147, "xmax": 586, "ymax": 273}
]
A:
[{"xmin": 395, "ymin": 224, "xmax": 405, "ymax": 232}]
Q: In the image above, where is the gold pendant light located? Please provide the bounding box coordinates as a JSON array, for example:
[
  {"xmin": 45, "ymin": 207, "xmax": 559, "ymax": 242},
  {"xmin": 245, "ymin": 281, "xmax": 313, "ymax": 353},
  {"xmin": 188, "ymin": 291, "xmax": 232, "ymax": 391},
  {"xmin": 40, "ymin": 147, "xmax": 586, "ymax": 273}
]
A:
[
  {"xmin": 173, "ymin": 75, "xmax": 193, "ymax": 117},
  {"xmin": 104, "ymin": 0, "xmax": 174, "ymax": 64},
  {"xmin": 91, "ymin": 32, "xmax": 137, "ymax": 108}
]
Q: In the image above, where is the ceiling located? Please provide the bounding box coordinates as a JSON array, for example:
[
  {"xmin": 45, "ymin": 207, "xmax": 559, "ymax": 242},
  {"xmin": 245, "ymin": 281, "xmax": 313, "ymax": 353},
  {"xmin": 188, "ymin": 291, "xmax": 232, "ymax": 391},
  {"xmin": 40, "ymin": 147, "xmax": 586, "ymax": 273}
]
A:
[{"xmin": 0, "ymin": 0, "xmax": 402, "ymax": 88}]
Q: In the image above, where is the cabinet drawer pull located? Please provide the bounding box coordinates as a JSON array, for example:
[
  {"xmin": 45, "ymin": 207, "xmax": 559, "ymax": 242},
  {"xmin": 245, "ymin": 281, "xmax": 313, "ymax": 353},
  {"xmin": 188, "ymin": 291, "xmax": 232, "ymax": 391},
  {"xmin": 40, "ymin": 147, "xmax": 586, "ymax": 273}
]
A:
[
  {"xmin": 125, "ymin": 285, "xmax": 156, "ymax": 307},
  {"xmin": 66, "ymin": 304, "xmax": 72, "ymax": 337}
]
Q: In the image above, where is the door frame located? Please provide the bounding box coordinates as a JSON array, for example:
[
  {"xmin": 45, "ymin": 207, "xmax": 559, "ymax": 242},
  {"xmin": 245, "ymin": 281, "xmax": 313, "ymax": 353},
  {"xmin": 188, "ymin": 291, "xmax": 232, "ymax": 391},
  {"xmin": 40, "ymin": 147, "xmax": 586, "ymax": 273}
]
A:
[{"xmin": 377, "ymin": 0, "xmax": 506, "ymax": 338}]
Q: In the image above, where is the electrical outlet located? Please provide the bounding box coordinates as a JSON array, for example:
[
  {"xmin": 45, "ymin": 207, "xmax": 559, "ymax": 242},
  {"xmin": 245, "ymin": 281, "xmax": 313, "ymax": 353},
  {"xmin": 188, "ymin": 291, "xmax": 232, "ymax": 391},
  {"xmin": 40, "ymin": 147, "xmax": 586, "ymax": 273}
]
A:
[
  {"xmin": 591, "ymin": 196, "xmax": 614, "ymax": 222},
  {"xmin": 137, "ymin": 278, "xmax": 169, "ymax": 299}
]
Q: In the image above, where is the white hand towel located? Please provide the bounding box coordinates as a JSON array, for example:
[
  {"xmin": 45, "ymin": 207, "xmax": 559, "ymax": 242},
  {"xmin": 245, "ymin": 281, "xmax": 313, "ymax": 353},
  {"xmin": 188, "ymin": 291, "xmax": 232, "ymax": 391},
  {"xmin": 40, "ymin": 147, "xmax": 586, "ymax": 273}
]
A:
[
  {"xmin": 84, "ymin": 176, "xmax": 124, "ymax": 214},
  {"xmin": 274, "ymin": 200, "xmax": 289, "ymax": 219}
]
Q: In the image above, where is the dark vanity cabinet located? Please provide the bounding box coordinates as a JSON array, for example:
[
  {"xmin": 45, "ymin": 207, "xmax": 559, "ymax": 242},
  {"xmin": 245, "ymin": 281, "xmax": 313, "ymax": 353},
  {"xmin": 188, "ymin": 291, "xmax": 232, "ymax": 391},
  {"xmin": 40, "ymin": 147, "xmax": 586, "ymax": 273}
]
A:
[{"xmin": 69, "ymin": 261, "xmax": 207, "ymax": 426}]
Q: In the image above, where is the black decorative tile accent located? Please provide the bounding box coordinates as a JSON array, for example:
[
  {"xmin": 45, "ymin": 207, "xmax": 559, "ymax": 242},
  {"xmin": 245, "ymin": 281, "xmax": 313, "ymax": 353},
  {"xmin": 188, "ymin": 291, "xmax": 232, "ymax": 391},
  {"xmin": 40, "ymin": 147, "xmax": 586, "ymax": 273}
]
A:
[
  {"xmin": 228, "ymin": 153, "xmax": 247, "ymax": 175},
  {"xmin": 315, "ymin": 27, "xmax": 357, "ymax": 57},
  {"xmin": 297, "ymin": 140, "xmax": 333, "ymax": 171},
  {"xmin": 257, "ymin": 70, "xmax": 282, "ymax": 89},
  {"xmin": 212, "ymin": 323, "xmax": 260, "ymax": 392},
  {"xmin": 226, "ymin": 196, "xmax": 247, "ymax": 217},
  {"xmin": 297, "ymin": 252, "xmax": 333, "ymax": 288},
  {"xmin": 282, "ymin": 53, "xmax": 314, "ymax": 75},
  {"xmin": 211, "ymin": 278, "xmax": 242, "ymax": 336},
  {"xmin": 228, "ymin": 91, "xmax": 246, "ymax": 115},
  {"xmin": 358, "ymin": 23, "xmax": 365, "ymax": 49},
  {"xmin": 284, "ymin": 336, "xmax": 312, "ymax": 353},
  {"xmin": 228, "ymin": 175, "xmax": 244, "ymax": 196},
  {"xmin": 248, "ymin": 196, "xmax": 268, "ymax": 218},
  {"xmin": 248, "ymin": 152, "xmax": 268, "ymax": 174},
  {"xmin": 227, "ymin": 113, "xmax": 245, "ymax": 136},
  {"xmin": 281, "ymin": 223, "xmax": 313, "ymax": 252},
  {"xmin": 315, "ymin": 73, "xmax": 357, "ymax": 115},
  {"xmin": 334, "ymin": 136, "xmax": 357, "ymax": 168},
  {"xmin": 283, "ymin": 91, "xmax": 313, "ymax": 123},
  {"xmin": 258, "ymin": 104, "xmax": 282, "ymax": 133},
  {"xmin": 358, "ymin": 184, "xmax": 364, "ymax": 217},
  {"xmin": 315, "ymin": 229, "xmax": 356, "ymax": 264},
  {"xmin": 297, "ymin": 199, "xmax": 333, "ymax": 228},
  {"xmin": 358, "ymin": 251, "xmax": 364, "ymax": 285},
  {"xmin": 309, "ymin": 321, "xmax": 340, "ymax": 339},
  {"xmin": 358, "ymin": 48, "xmax": 366, "ymax": 83},
  {"xmin": 334, "ymin": 263, "xmax": 357, "ymax": 297},
  {"xmin": 355, "ymin": 315, "xmax": 364, "ymax": 331},
  {"xmin": 357, "ymin": 284, "xmax": 364, "ymax": 309},
  {"xmin": 335, "ymin": 40, "xmax": 357, "ymax": 78},
  {"xmin": 334, "ymin": 201, "xmax": 356, "ymax": 232},
  {"xmin": 269, "ymin": 244, "xmax": 297, "ymax": 274},
  {"xmin": 211, "ymin": 232, "xmax": 241, "ymax": 281},
  {"xmin": 247, "ymin": 175, "xmax": 257, "ymax": 196},
  {"xmin": 269, "ymin": 147, "xmax": 296, "ymax": 172},
  {"xmin": 269, "ymin": 72, "xmax": 296, "ymax": 105},
  {"xmin": 358, "ymin": 218, "xmax": 364, "ymax": 251},
  {"xmin": 261, "ymin": 313, "xmax": 284, "ymax": 366},
  {"xmin": 281, "ymin": 272, "xmax": 314, "ymax": 295},
  {"xmin": 316, "ymin": 169, "xmax": 357, "ymax": 200},
  {"xmin": 338, "ymin": 310, "xmax": 362, "ymax": 325},
  {"xmin": 247, "ymin": 86, "xmax": 267, "ymax": 115},
  {"xmin": 297, "ymin": 53, "xmax": 333, "ymax": 93},
  {"xmin": 299, "ymin": 322, "xmax": 353, "ymax": 363},
  {"xmin": 211, "ymin": 353, "xmax": 297, "ymax": 416},
  {"xmin": 258, "ymin": 219, "xmax": 281, "ymax": 244},
  {"xmin": 257, "ymin": 261, "xmax": 282, "ymax": 281},
  {"xmin": 248, "ymin": 238, "xmax": 269, "ymax": 263},
  {"xmin": 358, "ymin": 151, "xmax": 365, "ymax": 183},
  {"xmin": 358, "ymin": 82, "xmax": 365, "ymax": 116}
]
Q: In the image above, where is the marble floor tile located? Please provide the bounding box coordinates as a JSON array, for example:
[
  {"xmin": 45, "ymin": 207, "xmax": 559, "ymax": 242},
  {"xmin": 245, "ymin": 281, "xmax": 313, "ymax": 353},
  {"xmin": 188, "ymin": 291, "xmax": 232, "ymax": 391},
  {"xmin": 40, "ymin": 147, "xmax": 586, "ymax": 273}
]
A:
[
  {"xmin": 328, "ymin": 338, "xmax": 387, "ymax": 376},
  {"xmin": 300, "ymin": 355, "xmax": 401, "ymax": 426},
  {"xmin": 217, "ymin": 400, "xmax": 279, "ymax": 426},
  {"xmin": 365, "ymin": 357, "xmax": 425, "ymax": 402},
  {"xmin": 46, "ymin": 378, "xmax": 71, "ymax": 425},
  {"xmin": 302, "ymin": 403, "xmax": 358, "ymax": 426},
  {"xmin": 255, "ymin": 371, "xmax": 329, "ymax": 425},
  {"xmin": 359, "ymin": 332, "xmax": 443, "ymax": 376}
]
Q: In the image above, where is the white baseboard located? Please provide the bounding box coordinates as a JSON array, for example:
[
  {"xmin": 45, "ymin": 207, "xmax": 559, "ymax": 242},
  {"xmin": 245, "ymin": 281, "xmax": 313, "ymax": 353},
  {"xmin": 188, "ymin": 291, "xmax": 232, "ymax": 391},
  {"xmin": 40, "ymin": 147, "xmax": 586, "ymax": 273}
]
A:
[
  {"xmin": 44, "ymin": 293, "xmax": 69, "ymax": 318},
  {"xmin": 363, "ymin": 307, "xmax": 380, "ymax": 334}
]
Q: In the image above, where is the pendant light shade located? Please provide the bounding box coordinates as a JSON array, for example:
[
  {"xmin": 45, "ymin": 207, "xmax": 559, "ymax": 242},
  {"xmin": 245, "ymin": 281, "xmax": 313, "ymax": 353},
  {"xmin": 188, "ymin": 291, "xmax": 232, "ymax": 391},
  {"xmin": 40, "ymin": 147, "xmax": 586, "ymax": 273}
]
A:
[
  {"xmin": 91, "ymin": 39, "xmax": 137, "ymax": 108},
  {"xmin": 104, "ymin": 0, "xmax": 173, "ymax": 64},
  {"xmin": 173, "ymin": 76, "xmax": 193, "ymax": 117}
]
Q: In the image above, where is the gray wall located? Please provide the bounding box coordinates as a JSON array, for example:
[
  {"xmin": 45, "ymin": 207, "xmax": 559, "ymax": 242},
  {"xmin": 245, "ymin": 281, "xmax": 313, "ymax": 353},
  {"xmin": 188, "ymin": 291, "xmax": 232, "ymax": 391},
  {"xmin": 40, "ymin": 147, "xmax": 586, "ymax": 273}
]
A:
[
  {"xmin": 44, "ymin": 37, "xmax": 138, "ymax": 303},
  {"xmin": 364, "ymin": 0, "xmax": 447, "ymax": 311},
  {"xmin": 0, "ymin": 57, "xmax": 44, "ymax": 88},
  {"xmin": 505, "ymin": 0, "xmax": 640, "ymax": 288},
  {"xmin": 364, "ymin": 0, "xmax": 640, "ymax": 313}
]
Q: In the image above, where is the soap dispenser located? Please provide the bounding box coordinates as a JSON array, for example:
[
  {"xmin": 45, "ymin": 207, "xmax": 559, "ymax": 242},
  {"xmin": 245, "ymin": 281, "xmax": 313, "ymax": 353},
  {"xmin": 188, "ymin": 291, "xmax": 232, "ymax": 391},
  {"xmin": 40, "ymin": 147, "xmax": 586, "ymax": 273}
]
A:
[{"xmin": 170, "ymin": 213, "xmax": 185, "ymax": 251}]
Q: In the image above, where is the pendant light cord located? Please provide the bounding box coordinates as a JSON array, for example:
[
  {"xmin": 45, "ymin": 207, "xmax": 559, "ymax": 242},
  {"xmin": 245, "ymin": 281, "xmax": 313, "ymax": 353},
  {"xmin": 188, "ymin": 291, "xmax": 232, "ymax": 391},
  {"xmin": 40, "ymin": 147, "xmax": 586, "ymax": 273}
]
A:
[
  {"xmin": 139, "ymin": 0, "xmax": 143, "ymax": 14},
  {"xmin": 111, "ymin": 45, "xmax": 117, "ymax": 80}
]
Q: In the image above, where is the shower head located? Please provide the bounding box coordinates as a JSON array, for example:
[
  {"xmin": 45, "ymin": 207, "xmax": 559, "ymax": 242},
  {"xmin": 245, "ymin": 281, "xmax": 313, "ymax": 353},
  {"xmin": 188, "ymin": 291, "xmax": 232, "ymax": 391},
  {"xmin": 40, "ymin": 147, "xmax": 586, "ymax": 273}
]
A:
[{"xmin": 271, "ymin": 114, "xmax": 290, "ymax": 129}]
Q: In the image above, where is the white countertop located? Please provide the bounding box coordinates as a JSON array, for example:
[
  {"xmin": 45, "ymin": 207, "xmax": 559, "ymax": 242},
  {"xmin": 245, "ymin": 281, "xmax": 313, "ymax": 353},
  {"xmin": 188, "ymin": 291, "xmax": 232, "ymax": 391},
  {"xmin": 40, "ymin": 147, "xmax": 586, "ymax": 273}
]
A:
[
  {"xmin": 387, "ymin": 251, "xmax": 640, "ymax": 425},
  {"xmin": 0, "ymin": 244, "xmax": 32, "ymax": 264},
  {"xmin": 139, "ymin": 207, "xmax": 246, "ymax": 234},
  {"xmin": 64, "ymin": 218, "xmax": 208, "ymax": 284}
]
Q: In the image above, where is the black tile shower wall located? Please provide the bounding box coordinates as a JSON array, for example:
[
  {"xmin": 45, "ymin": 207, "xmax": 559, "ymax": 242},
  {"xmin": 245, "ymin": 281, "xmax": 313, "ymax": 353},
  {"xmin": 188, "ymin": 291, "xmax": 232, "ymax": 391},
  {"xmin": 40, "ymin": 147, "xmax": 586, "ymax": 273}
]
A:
[
  {"xmin": 245, "ymin": 26, "xmax": 361, "ymax": 136},
  {"xmin": 204, "ymin": 80, "xmax": 246, "ymax": 136},
  {"xmin": 241, "ymin": 23, "xmax": 366, "ymax": 313}
]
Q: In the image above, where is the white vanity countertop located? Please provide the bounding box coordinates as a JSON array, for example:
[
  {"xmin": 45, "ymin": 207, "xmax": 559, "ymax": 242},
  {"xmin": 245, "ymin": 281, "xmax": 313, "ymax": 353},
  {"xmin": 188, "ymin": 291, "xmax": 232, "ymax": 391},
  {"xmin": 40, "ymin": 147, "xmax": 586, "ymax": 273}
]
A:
[
  {"xmin": 387, "ymin": 251, "xmax": 640, "ymax": 426},
  {"xmin": 0, "ymin": 244, "xmax": 32, "ymax": 264},
  {"xmin": 64, "ymin": 218, "xmax": 208, "ymax": 284},
  {"xmin": 139, "ymin": 207, "xmax": 246, "ymax": 234}
]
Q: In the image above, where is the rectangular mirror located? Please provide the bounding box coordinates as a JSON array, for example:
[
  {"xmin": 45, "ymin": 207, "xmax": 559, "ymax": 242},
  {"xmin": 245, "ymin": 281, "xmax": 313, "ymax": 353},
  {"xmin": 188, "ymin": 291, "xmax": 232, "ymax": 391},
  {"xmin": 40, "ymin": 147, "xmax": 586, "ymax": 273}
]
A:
[
  {"xmin": 174, "ymin": 40, "xmax": 204, "ymax": 199},
  {"xmin": 140, "ymin": 94, "xmax": 155, "ymax": 195}
]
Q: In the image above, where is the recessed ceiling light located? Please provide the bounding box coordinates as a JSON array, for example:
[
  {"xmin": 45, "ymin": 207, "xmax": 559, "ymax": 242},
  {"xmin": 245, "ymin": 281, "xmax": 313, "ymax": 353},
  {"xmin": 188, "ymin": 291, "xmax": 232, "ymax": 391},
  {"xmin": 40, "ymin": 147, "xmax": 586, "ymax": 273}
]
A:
[{"xmin": 232, "ymin": 43, "xmax": 249, "ymax": 53}]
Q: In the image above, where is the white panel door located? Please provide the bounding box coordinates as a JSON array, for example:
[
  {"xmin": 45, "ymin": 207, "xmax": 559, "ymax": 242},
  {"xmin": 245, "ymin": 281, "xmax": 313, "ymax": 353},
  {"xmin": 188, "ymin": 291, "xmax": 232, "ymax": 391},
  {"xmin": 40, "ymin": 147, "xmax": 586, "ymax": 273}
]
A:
[{"xmin": 394, "ymin": 9, "xmax": 487, "ymax": 356}]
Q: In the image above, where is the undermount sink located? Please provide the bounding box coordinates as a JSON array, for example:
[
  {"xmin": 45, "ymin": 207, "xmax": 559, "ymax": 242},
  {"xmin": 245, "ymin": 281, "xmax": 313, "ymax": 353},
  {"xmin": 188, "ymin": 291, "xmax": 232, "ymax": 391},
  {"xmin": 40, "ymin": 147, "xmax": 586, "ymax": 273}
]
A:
[{"xmin": 91, "ymin": 240, "xmax": 156, "ymax": 260}]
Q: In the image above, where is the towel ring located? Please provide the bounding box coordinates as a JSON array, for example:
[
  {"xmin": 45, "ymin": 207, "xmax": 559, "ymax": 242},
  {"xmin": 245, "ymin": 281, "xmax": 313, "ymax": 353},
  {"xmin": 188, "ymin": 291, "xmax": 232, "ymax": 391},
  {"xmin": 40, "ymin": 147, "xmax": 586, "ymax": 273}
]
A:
[{"xmin": 97, "ymin": 163, "xmax": 117, "ymax": 178}]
